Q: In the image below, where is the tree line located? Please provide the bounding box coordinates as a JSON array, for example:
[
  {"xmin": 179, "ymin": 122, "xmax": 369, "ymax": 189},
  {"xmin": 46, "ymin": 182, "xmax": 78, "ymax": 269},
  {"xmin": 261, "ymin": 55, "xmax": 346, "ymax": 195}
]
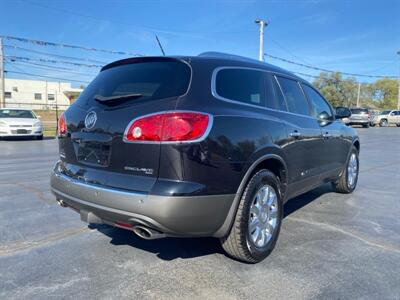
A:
[{"xmin": 312, "ymin": 72, "xmax": 398, "ymax": 109}]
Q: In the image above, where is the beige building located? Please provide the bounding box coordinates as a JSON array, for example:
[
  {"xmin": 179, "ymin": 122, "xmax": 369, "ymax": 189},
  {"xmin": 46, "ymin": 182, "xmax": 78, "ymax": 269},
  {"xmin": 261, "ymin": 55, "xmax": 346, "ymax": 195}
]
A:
[{"xmin": 4, "ymin": 78, "xmax": 83, "ymax": 110}]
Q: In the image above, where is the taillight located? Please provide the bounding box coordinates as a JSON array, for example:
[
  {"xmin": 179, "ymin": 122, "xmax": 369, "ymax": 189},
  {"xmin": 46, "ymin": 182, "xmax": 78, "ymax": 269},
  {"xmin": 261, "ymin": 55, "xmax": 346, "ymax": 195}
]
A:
[
  {"xmin": 58, "ymin": 113, "xmax": 67, "ymax": 136},
  {"xmin": 124, "ymin": 112, "xmax": 211, "ymax": 142}
]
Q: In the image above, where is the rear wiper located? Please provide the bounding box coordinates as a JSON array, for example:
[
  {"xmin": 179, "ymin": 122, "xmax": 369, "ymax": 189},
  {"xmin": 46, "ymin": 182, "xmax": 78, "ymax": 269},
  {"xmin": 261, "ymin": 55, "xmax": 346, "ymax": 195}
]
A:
[{"xmin": 94, "ymin": 93, "xmax": 143, "ymax": 103}]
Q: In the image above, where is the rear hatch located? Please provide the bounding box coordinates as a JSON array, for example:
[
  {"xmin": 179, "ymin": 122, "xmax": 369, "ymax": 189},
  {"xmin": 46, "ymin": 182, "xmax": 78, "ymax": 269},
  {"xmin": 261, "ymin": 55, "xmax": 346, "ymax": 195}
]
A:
[
  {"xmin": 59, "ymin": 57, "xmax": 191, "ymax": 193},
  {"xmin": 350, "ymin": 108, "xmax": 370, "ymax": 121}
]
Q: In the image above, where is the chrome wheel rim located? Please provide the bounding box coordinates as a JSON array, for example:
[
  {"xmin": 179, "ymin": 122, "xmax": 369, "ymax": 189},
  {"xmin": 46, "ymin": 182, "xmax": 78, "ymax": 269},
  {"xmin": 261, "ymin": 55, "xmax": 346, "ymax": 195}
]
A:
[
  {"xmin": 347, "ymin": 153, "xmax": 358, "ymax": 188},
  {"xmin": 248, "ymin": 184, "xmax": 278, "ymax": 248}
]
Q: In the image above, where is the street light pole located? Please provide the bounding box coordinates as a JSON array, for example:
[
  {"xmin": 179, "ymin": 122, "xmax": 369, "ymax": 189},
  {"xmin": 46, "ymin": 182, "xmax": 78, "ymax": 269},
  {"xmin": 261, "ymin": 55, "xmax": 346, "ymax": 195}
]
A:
[
  {"xmin": 0, "ymin": 38, "xmax": 5, "ymax": 108},
  {"xmin": 397, "ymin": 50, "xmax": 400, "ymax": 110},
  {"xmin": 356, "ymin": 82, "xmax": 361, "ymax": 107},
  {"xmin": 255, "ymin": 19, "xmax": 268, "ymax": 62}
]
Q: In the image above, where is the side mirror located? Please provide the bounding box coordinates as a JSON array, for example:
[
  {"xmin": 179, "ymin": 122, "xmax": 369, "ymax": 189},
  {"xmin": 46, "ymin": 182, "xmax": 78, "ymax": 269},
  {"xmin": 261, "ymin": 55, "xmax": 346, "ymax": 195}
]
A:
[{"xmin": 335, "ymin": 107, "xmax": 351, "ymax": 119}]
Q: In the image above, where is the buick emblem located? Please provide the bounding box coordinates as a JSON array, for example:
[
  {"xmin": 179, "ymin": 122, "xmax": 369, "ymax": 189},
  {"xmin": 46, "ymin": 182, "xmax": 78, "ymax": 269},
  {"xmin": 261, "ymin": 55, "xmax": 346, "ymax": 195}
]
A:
[{"xmin": 84, "ymin": 111, "xmax": 97, "ymax": 129}]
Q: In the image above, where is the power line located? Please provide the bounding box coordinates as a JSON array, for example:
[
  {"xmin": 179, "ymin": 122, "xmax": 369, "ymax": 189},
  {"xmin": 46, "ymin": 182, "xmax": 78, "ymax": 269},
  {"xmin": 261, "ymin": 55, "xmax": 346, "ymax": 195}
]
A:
[
  {"xmin": 4, "ymin": 44, "xmax": 107, "ymax": 64},
  {"xmin": 264, "ymin": 53, "xmax": 397, "ymax": 79},
  {"xmin": 6, "ymin": 60, "xmax": 97, "ymax": 77},
  {"xmin": 5, "ymin": 70, "xmax": 90, "ymax": 84},
  {"xmin": 5, "ymin": 55, "xmax": 102, "ymax": 68},
  {"xmin": 0, "ymin": 35, "xmax": 143, "ymax": 56}
]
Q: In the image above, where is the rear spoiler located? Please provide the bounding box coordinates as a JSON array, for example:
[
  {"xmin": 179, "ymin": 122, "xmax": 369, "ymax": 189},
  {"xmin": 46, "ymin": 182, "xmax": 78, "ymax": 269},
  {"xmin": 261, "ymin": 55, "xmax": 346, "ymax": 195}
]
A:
[{"xmin": 101, "ymin": 56, "xmax": 188, "ymax": 72}]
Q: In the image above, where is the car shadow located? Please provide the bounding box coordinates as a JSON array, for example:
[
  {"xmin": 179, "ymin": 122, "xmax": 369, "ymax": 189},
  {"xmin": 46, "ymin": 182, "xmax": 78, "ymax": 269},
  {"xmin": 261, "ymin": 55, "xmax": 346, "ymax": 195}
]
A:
[
  {"xmin": 0, "ymin": 136, "xmax": 55, "ymax": 141},
  {"xmin": 90, "ymin": 183, "xmax": 333, "ymax": 261},
  {"xmin": 284, "ymin": 183, "xmax": 333, "ymax": 218},
  {"xmin": 91, "ymin": 224, "xmax": 224, "ymax": 261}
]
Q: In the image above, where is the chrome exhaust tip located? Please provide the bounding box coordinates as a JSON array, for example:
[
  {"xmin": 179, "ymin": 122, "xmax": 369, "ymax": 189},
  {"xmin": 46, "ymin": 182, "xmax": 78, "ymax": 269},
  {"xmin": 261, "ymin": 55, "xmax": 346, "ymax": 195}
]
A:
[
  {"xmin": 133, "ymin": 225, "xmax": 166, "ymax": 240},
  {"xmin": 57, "ymin": 199, "xmax": 68, "ymax": 207}
]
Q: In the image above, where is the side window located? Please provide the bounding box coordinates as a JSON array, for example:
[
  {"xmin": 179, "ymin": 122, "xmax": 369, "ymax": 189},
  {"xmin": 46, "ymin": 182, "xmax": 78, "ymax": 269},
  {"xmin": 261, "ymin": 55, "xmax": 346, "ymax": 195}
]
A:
[
  {"xmin": 215, "ymin": 68, "xmax": 265, "ymax": 107},
  {"xmin": 267, "ymin": 74, "xmax": 287, "ymax": 111},
  {"xmin": 275, "ymin": 76, "xmax": 310, "ymax": 116},
  {"xmin": 302, "ymin": 84, "xmax": 333, "ymax": 118}
]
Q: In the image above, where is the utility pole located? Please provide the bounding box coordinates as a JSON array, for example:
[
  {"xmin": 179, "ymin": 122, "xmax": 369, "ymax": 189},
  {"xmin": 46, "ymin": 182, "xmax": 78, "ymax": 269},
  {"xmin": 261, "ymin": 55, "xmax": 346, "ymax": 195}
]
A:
[
  {"xmin": 397, "ymin": 50, "xmax": 400, "ymax": 110},
  {"xmin": 255, "ymin": 19, "xmax": 268, "ymax": 61},
  {"xmin": 356, "ymin": 82, "xmax": 361, "ymax": 107},
  {"xmin": 0, "ymin": 38, "xmax": 5, "ymax": 108}
]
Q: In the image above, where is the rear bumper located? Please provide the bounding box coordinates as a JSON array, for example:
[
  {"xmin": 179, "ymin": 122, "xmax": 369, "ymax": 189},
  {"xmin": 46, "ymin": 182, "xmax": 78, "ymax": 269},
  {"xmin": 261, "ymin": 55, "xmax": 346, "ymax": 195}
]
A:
[
  {"xmin": 50, "ymin": 170, "xmax": 235, "ymax": 237},
  {"xmin": 0, "ymin": 128, "xmax": 43, "ymax": 137},
  {"xmin": 349, "ymin": 120, "xmax": 369, "ymax": 125}
]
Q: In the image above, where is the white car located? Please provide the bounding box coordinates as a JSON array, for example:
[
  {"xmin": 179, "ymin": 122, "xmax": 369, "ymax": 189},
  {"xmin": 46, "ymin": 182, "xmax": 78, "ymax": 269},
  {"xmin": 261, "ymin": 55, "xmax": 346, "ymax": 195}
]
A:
[
  {"xmin": 372, "ymin": 110, "xmax": 400, "ymax": 127},
  {"xmin": 0, "ymin": 108, "xmax": 43, "ymax": 139}
]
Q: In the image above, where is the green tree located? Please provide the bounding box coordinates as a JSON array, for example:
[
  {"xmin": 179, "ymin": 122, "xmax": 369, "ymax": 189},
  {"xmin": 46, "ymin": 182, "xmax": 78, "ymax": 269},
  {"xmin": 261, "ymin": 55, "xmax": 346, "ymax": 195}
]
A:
[
  {"xmin": 313, "ymin": 72, "xmax": 358, "ymax": 107},
  {"xmin": 370, "ymin": 78, "xmax": 398, "ymax": 109}
]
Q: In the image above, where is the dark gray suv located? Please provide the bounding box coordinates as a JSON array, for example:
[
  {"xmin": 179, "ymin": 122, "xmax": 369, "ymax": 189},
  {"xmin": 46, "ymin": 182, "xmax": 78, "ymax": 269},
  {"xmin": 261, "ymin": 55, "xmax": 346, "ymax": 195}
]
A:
[{"xmin": 51, "ymin": 52, "xmax": 359, "ymax": 263}]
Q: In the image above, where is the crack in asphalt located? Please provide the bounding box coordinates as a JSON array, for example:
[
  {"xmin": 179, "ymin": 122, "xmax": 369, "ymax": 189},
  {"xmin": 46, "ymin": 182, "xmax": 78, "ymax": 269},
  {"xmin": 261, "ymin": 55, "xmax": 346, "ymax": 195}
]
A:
[
  {"xmin": 287, "ymin": 216, "xmax": 400, "ymax": 254},
  {"xmin": 0, "ymin": 227, "xmax": 91, "ymax": 257}
]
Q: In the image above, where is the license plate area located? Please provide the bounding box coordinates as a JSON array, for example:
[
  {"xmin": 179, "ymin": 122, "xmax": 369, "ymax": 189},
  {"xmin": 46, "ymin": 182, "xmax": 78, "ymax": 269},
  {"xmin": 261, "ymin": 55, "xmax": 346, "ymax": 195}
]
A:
[
  {"xmin": 17, "ymin": 129, "xmax": 28, "ymax": 134},
  {"xmin": 75, "ymin": 141, "xmax": 111, "ymax": 167}
]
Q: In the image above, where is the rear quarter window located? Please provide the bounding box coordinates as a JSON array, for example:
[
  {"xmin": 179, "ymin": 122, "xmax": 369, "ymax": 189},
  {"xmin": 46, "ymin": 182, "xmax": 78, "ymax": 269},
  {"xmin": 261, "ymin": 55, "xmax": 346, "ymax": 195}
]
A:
[{"xmin": 215, "ymin": 68, "xmax": 266, "ymax": 107}]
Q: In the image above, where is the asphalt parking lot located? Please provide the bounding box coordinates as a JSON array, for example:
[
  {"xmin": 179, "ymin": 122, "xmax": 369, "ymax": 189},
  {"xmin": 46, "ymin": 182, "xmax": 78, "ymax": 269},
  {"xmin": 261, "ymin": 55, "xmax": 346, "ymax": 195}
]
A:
[{"xmin": 0, "ymin": 128, "xmax": 399, "ymax": 300}]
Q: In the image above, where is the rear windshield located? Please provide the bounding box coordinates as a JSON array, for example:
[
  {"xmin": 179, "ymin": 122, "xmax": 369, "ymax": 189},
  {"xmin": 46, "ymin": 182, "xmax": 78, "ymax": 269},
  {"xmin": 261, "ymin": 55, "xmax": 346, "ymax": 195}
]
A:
[
  {"xmin": 76, "ymin": 61, "xmax": 191, "ymax": 106},
  {"xmin": 0, "ymin": 109, "xmax": 36, "ymax": 118},
  {"xmin": 350, "ymin": 108, "xmax": 368, "ymax": 114}
]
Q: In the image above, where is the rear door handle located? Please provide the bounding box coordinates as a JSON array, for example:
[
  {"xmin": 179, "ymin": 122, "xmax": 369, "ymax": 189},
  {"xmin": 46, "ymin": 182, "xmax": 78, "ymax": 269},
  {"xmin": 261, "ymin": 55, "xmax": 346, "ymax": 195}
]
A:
[{"xmin": 290, "ymin": 130, "xmax": 301, "ymax": 138}]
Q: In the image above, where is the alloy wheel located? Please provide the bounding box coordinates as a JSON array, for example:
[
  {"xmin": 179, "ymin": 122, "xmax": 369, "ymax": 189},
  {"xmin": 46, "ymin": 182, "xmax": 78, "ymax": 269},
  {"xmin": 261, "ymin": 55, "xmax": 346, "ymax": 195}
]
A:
[
  {"xmin": 248, "ymin": 184, "xmax": 278, "ymax": 248},
  {"xmin": 347, "ymin": 153, "xmax": 358, "ymax": 188}
]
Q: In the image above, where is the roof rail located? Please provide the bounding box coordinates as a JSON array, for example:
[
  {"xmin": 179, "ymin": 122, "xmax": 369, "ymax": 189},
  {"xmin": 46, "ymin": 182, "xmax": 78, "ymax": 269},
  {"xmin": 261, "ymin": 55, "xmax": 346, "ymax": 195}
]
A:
[{"xmin": 198, "ymin": 52, "xmax": 259, "ymax": 63}]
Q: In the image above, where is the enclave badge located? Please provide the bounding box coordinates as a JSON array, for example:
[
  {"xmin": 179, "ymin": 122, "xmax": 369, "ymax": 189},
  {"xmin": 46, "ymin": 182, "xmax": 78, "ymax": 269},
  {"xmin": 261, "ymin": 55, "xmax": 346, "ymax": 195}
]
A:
[{"xmin": 84, "ymin": 111, "xmax": 97, "ymax": 129}]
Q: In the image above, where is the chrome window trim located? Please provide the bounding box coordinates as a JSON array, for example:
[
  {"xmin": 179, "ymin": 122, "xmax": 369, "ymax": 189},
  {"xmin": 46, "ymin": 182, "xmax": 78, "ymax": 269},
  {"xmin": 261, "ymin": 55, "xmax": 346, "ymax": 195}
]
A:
[
  {"xmin": 211, "ymin": 66, "xmax": 318, "ymax": 121},
  {"xmin": 122, "ymin": 110, "xmax": 214, "ymax": 144}
]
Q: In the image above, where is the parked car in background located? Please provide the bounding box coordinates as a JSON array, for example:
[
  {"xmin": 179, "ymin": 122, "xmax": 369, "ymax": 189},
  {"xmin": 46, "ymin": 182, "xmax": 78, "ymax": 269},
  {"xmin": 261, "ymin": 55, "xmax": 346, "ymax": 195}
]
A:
[
  {"xmin": 369, "ymin": 110, "xmax": 380, "ymax": 126},
  {"xmin": 50, "ymin": 53, "xmax": 360, "ymax": 263},
  {"xmin": 348, "ymin": 107, "xmax": 371, "ymax": 128},
  {"xmin": 372, "ymin": 110, "xmax": 400, "ymax": 127},
  {"xmin": 0, "ymin": 108, "xmax": 43, "ymax": 139}
]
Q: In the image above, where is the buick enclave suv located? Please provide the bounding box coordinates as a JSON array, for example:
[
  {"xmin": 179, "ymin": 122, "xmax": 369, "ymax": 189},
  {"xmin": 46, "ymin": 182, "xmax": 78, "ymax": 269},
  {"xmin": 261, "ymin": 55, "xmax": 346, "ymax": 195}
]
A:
[{"xmin": 51, "ymin": 52, "xmax": 359, "ymax": 263}]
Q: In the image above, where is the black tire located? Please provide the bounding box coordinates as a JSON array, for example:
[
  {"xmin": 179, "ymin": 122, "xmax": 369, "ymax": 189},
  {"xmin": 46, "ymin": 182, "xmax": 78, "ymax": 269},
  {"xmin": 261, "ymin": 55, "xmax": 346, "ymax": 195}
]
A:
[
  {"xmin": 220, "ymin": 170, "xmax": 283, "ymax": 263},
  {"xmin": 362, "ymin": 123, "xmax": 369, "ymax": 128},
  {"xmin": 36, "ymin": 135, "xmax": 43, "ymax": 140},
  {"xmin": 396, "ymin": 124, "xmax": 400, "ymax": 127},
  {"xmin": 379, "ymin": 119, "xmax": 388, "ymax": 127},
  {"xmin": 332, "ymin": 146, "xmax": 359, "ymax": 194}
]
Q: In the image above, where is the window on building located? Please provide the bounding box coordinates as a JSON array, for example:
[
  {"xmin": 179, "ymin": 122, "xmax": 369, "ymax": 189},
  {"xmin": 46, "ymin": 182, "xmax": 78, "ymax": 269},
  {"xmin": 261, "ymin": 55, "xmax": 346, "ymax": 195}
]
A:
[
  {"xmin": 275, "ymin": 76, "xmax": 310, "ymax": 116},
  {"xmin": 48, "ymin": 94, "xmax": 55, "ymax": 101},
  {"xmin": 215, "ymin": 68, "xmax": 266, "ymax": 107},
  {"xmin": 34, "ymin": 93, "xmax": 42, "ymax": 100},
  {"xmin": 5, "ymin": 92, "xmax": 12, "ymax": 99},
  {"xmin": 12, "ymin": 87, "xmax": 18, "ymax": 92}
]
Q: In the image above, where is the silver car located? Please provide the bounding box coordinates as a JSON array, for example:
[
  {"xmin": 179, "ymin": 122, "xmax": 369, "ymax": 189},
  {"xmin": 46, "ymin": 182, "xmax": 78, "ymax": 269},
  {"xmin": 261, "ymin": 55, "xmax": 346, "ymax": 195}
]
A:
[
  {"xmin": 372, "ymin": 110, "xmax": 400, "ymax": 127},
  {"xmin": 0, "ymin": 108, "xmax": 43, "ymax": 139},
  {"xmin": 349, "ymin": 108, "xmax": 371, "ymax": 128}
]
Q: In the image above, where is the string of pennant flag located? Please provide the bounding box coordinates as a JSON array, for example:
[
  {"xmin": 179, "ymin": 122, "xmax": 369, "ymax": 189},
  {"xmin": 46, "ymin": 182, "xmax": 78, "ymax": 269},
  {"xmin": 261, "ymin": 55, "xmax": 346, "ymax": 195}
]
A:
[
  {"xmin": 264, "ymin": 53, "xmax": 397, "ymax": 79},
  {"xmin": 0, "ymin": 35, "xmax": 143, "ymax": 56}
]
